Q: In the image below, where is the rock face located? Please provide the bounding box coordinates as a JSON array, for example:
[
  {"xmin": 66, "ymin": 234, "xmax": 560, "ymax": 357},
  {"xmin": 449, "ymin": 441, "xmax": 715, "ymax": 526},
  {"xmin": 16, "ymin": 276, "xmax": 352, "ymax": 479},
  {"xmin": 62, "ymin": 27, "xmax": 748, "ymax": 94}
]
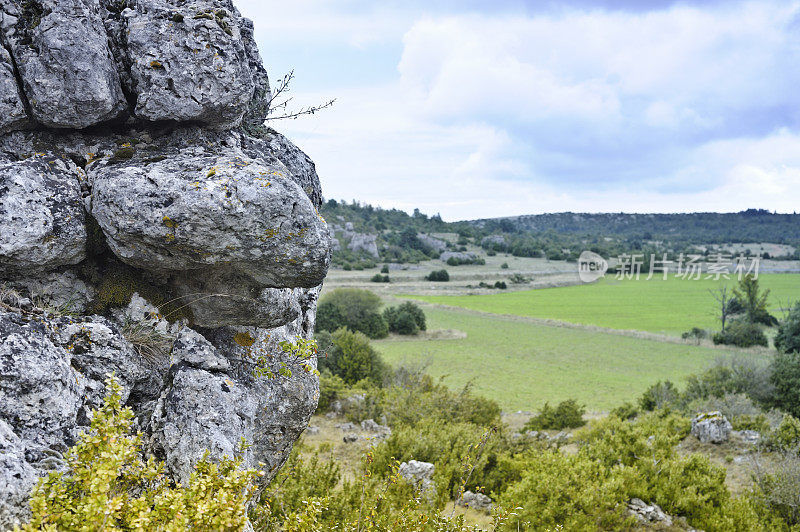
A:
[
  {"xmin": 0, "ymin": 1, "xmax": 330, "ymax": 527},
  {"xmin": 627, "ymin": 498, "xmax": 673, "ymax": 526},
  {"xmin": 399, "ymin": 460, "xmax": 436, "ymax": 500},
  {"xmin": 691, "ymin": 412, "xmax": 732, "ymax": 444},
  {"xmin": 0, "ymin": 156, "xmax": 87, "ymax": 275}
]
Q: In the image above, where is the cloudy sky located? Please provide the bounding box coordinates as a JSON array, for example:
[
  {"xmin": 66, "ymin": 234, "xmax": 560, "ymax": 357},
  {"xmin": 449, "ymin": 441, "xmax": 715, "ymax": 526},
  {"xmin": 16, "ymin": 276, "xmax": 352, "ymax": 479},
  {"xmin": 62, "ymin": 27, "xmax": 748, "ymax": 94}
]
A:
[{"xmin": 236, "ymin": 0, "xmax": 800, "ymax": 221}]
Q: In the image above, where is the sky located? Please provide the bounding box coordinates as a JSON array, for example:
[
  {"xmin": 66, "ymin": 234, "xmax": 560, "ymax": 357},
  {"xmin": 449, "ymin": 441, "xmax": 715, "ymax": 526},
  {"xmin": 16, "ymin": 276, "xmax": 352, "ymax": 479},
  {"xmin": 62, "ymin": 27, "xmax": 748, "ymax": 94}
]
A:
[{"xmin": 236, "ymin": 0, "xmax": 800, "ymax": 221}]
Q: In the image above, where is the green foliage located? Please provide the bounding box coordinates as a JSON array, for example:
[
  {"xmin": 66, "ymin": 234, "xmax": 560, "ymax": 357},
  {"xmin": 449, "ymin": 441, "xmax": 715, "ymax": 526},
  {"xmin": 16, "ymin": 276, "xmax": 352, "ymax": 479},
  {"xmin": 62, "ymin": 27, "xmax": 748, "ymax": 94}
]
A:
[
  {"xmin": 383, "ymin": 302, "xmax": 426, "ymax": 336},
  {"xmin": 370, "ymin": 274, "xmax": 390, "ymax": 283},
  {"xmin": 682, "ymin": 327, "xmax": 708, "ymax": 340},
  {"xmin": 21, "ymin": 376, "xmax": 254, "ymax": 531},
  {"xmin": 733, "ymin": 274, "xmax": 778, "ymax": 326},
  {"xmin": 500, "ymin": 262, "xmax": 509, "ymax": 269},
  {"xmin": 522, "ymin": 399, "xmax": 586, "ymax": 431},
  {"xmin": 775, "ymin": 302, "xmax": 800, "ymax": 354},
  {"xmin": 251, "ymin": 337, "xmax": 319, "ymax": 380},
  {"xmin": 638, "ymin": 380, "xmax": 680, "ymax": 411},
  {"xmin": 316, "ymin": 288, "xmax": 389, "ymax": 339},
  {"xmin": 318, "ymin": 328, "xmax": 387, "ymax": 386},
  {"xmin": 713, "ymin": 319, "xmax": 768, "ymax": 348},
  {"xmin": 425, "ymin": 269, "xmax": 450, "ymax": 282},
  {"xmin": 766, "ymin": 414, "xmax": 800, "ymax": 452},
  {"xmin": 502, "ymin": 412, "xmax": 780, "ymax": 531},
  {"xmin": 380, "ymin": 264, "xmax": 390, "ymax": 274},
  {"xmin": 610, "ymin": 401, "xmax": 638, "ymax": 420},
  {"xmin": 771, "ymin": 351, "xmax": 800, "ymax": 419},
  {"xmin": 684, "ymin": 356, "xmax": 774, "ymax": 407}
]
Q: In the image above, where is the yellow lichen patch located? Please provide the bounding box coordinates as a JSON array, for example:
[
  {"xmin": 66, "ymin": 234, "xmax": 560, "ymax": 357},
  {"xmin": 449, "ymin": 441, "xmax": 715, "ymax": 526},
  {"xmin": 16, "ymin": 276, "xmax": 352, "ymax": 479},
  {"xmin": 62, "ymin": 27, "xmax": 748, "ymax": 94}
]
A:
[
  {"xmin": 233, "ymin": 332, "xmax": 256, "ymax": 347},
  {"xmin": 207, "ymin": 166, "xmax": 217, "ymax": 178},
  {"xmin": 150, "ymin": 60, "xmax": 164, "ymax": 69},
  {"xmin": 162, "ymin": 216, "xmax": 178, "ymax": 229}
]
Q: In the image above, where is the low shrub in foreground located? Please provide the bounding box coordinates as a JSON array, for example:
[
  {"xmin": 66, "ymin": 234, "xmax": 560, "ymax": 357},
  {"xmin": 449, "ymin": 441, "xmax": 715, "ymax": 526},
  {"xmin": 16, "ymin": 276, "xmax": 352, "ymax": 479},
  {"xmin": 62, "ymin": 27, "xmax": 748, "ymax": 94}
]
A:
[
  {"xmin": 713, "ymin": 320, "xmax": 768, "ymax": 348},
  {"xmin": 523, "ymin": 399, "xmax": 585, "ymax": 431},
  {"xmin": 21, "ymin": 377, "xmax": 254, "ymax": 531},
  {"xmin": 425, "ymin": 269, "xmax": 450, "ymax": 282}
]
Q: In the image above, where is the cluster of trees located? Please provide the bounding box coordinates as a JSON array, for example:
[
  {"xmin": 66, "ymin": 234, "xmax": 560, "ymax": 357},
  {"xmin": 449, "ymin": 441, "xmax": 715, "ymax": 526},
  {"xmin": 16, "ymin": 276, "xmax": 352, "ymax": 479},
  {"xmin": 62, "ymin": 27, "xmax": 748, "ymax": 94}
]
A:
[{"xmin": 316, "ymin": 288, "xmax": 427, "ymax": 340}]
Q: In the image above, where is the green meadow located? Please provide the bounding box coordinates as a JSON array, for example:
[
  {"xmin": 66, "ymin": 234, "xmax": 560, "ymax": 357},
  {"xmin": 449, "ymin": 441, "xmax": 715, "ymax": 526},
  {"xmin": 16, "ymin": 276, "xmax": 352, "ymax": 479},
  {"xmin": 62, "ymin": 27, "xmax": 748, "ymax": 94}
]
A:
[
  {"xmin": 375, "ymin": 306, "xmax": 761, "ymax": 411},
  {"xmin": 406, "ymin": 273, "xmax": 800, "ymax": 335}
]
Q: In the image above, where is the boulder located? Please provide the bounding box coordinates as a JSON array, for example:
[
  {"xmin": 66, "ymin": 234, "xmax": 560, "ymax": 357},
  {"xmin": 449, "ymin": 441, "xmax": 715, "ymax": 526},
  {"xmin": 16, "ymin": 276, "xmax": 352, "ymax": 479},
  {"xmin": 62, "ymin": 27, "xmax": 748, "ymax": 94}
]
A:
[
  {"xmin": 457, "ymin": 491, "xmax": 493, "ymax": 512},
  {"xmin": 627, "ymin": 498, "xmax": 673, "ymax": 526},
  {"xmin": 440, "ymin": 251, "xmax": 478, "ymax": 263},
  {"xmin": 91, "ymin": 153, "xmax": 330, "ymax": 288},
  {"xmin": 123, "ymin": 0, "xmax": 256, "ymax": 128},
  {"xmin": 399, "ymin": 460, "xmax": 436, "ymax": 499},
  {"xmin": 361, "ymin": 418, "xmax": 391, "ymax": 436},
  {"xmin": 691, "ymin": 411, "xmax": 732, "ymax": 444},
  {"xmin": 2, "ymin": 0, "xmax": 128, "ymax": 128},
  {"xmin": 0, "ymin": 157, "xmax": 87, "ymax": 276},
  {"xmin": 417, "ymin": 233, "xmax": 447, "ymax": 252}
]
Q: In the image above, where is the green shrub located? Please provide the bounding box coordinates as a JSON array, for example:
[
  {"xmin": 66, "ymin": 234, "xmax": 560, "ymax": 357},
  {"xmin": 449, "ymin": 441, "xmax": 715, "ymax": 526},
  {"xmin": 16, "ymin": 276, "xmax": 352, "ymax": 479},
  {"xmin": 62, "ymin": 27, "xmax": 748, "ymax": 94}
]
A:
[
  {"xmin": 500, "ymin": 262, "xmax": 509, "ymax": 269},
  {"xmin": 383, "ymin": 302, "xmax": 426, "ymax": 335},
  {"xmin": 775, "ymin": 303, "xmax": 800, "ymax": 354},
  {"xmin": 523, "ymin": 399, "xmax": 585, "ymax": 431},
  {"xmin": 21, "ymin": 376, "xmax": 254, "ymax": 531},
  {"xmin": 384, "ymin": 309, "xmax": 418, "ymax": 335},
  {"xmin": 684, "ymin": 356, "xmax": 774, "ymax": 406},
  {"xmin": 494, "ymin": 281, "xmax": 507, "ymax": 289},
  {"xmin": 425, "ymin": 269, "xmax": 449, "ymax": 282},
  {"xmin": 317, "ymin": 328, "xmax": 387, "ymax": 386},
  {"xmin": 638, "ymin": 380, "xmax": 680, "ymax": 411},
  {"xmin": 380, "ymin": 264, "xmax": 390, "ymax": 274},
  {"xmin": 370, "ymin": 273, "xmax": 390, "ymax": 283},
  {"xmin": 682, "ymin": 327, "xmax": 708, "ymax": 341},
  {"xmin": 315, "ymin": 288, "xmax": 388, "ymax": 339},
  {"xmin": 770, "ymin": 351, "xmax": 800, "ymax": 418},
  {"xmin": 610, "ymin": 401, "xmax": 638, "ymax": 420},
  {"xmin": 713, "ymin": 320, "xmax": 768, "ymax": 348}
]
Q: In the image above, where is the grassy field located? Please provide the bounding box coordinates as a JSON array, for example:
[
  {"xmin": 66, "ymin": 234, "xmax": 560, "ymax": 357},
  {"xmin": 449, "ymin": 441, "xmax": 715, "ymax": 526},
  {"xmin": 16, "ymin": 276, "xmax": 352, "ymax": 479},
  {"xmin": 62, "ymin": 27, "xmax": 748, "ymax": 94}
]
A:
[
  {"xmin": 375, "ymin": 306, "xmax": 763, "ymax": 412},
  {"xmin": 405, "ymin": 273, "xmax": 800, "ymax": 335}
]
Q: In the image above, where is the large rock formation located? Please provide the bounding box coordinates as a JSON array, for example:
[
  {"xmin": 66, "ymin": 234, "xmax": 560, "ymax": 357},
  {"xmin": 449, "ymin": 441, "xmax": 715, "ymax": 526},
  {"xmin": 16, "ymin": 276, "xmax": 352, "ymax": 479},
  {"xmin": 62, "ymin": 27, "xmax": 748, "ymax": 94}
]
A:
[{"xmin": 0, "ymin": 1, "xmax": 331, "ymax": 527}]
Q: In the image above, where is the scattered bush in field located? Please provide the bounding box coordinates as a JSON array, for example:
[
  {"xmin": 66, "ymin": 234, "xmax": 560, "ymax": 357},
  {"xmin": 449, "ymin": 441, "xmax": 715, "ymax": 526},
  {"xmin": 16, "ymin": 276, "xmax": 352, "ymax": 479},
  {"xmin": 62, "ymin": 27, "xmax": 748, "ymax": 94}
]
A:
[
  {"xmin": 766, "ymin": 414, "xmax": 800, "ymax": 452},
  {"xmin": 775, "ymin": 303, "xmax": 800, "ymax": 354},
  {"xmin": 315, "ymin": 288, "xmax": 388, "ymax": 339},
  {"xmin": 682, "ymin": 327, "xmax": 708, "ymax": 342},
  {"xmin": 638, "ymin": 380, "xmax": 680, "ymax": 411},
  {"xmin": 494, "ymin": 281, "xmax": 507, "ymax": 289},
  {"xmin": 500, "ymin": 262, "xmax": 509, "ymax": 269},
  {"xmin": 508, "ymin": 273, "xmax": 530, "ymax": 284},
  {"xmin": 342, "ymin": 262, "xmax": 352, "ymax": 271},
  {"xmin": 381, "ymin": 264, "xmax": 390, "ymax": 274},
  {"xmin": 383, "ymin": 302, "xmax": 426, "ymax": 335},
  {"xmin": 22, "ymin": 376, "xmax": 254, "ymax": 531},
  {"xmin": 487, "ymin": 249, "xmax": 497, "ymax": 256},
  {"xmin": 770, "ymin": 351, "xmax": 800, "ymax": 419},
  {"xmin": 317, "ymin": 327, "xmax": 387, "ymax": 386},
  {"xmin": 370, "ymin": 273, "xmax": 390, "ymax": 283},
  {"xmin": 713, "ymin": 319, "xmax": 768, "ymax": 348},
  {"xmin": 523, "ymin": 399, "xmax": 586, "ymax": 431},
  {"xmin": 425, "ymin": 269, "xmax": 449, "ymax": 282}
]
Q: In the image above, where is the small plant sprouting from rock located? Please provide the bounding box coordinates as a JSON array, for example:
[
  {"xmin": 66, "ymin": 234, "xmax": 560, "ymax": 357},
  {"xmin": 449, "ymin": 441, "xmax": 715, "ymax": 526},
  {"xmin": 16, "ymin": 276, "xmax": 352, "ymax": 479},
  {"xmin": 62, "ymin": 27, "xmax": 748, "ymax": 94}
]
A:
[{"xmin": 242, "ymin": 335, "xmax": 319, "ymax": 380}]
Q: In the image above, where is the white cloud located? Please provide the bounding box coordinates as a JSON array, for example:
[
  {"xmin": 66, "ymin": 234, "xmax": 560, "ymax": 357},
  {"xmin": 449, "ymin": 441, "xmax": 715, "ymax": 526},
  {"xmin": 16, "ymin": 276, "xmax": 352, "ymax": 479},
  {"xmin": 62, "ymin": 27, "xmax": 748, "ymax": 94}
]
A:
[{"xmin": 249, "ymin": 1, "xmax": 800, "ymax": 219}]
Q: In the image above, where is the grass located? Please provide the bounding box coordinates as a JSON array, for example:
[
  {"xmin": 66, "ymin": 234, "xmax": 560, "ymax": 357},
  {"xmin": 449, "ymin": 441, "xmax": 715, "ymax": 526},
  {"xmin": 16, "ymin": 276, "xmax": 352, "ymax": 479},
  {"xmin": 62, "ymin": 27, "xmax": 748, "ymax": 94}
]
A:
[
  {"xmin": 406, "ymin": 273, "xmax": 800, "ymax": 335},
  {"xmin": 375, "ymin": 306, "xmax": 769, "ymax": 412}
]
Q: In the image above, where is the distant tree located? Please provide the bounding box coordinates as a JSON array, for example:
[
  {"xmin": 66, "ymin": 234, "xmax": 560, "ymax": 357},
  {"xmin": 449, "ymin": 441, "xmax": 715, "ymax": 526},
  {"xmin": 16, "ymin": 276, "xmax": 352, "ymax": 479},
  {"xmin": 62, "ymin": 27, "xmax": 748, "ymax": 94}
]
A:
[
  {"xmin": 425, "ymin": 269, "xmax": 449, "ymax": 282},
  {"xmin": 709, "ymin": 285, "xmax": 734, "ymax": 332},
  {"xmin": 712, "ymin": 319, "xmax": 768, "ymax": 348},
  {"xmin": 734, "ymin": 274, "xmax": 777, "ymax": 326},
  {"xmin": 383, "ymin": 302, "xmax": 426, "ymax": 335},
  {"xmin": 315, "ymin": 288, "xmax": 388, "ymax": 339},
  {"xmin": 775, "ymin": 303, "xmax": 800, "ymax": 354},
  {"xmin": 770, "ymin": 351, "xmax": 800, "ymax": 418}
]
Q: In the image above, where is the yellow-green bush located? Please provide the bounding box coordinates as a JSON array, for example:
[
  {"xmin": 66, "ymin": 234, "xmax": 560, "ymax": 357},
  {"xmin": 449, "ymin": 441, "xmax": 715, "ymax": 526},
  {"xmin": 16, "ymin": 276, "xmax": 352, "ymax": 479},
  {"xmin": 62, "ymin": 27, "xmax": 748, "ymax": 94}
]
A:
[{"xmin": 19, "ymin": 376, "xmax": 254, "ymax": 532}]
